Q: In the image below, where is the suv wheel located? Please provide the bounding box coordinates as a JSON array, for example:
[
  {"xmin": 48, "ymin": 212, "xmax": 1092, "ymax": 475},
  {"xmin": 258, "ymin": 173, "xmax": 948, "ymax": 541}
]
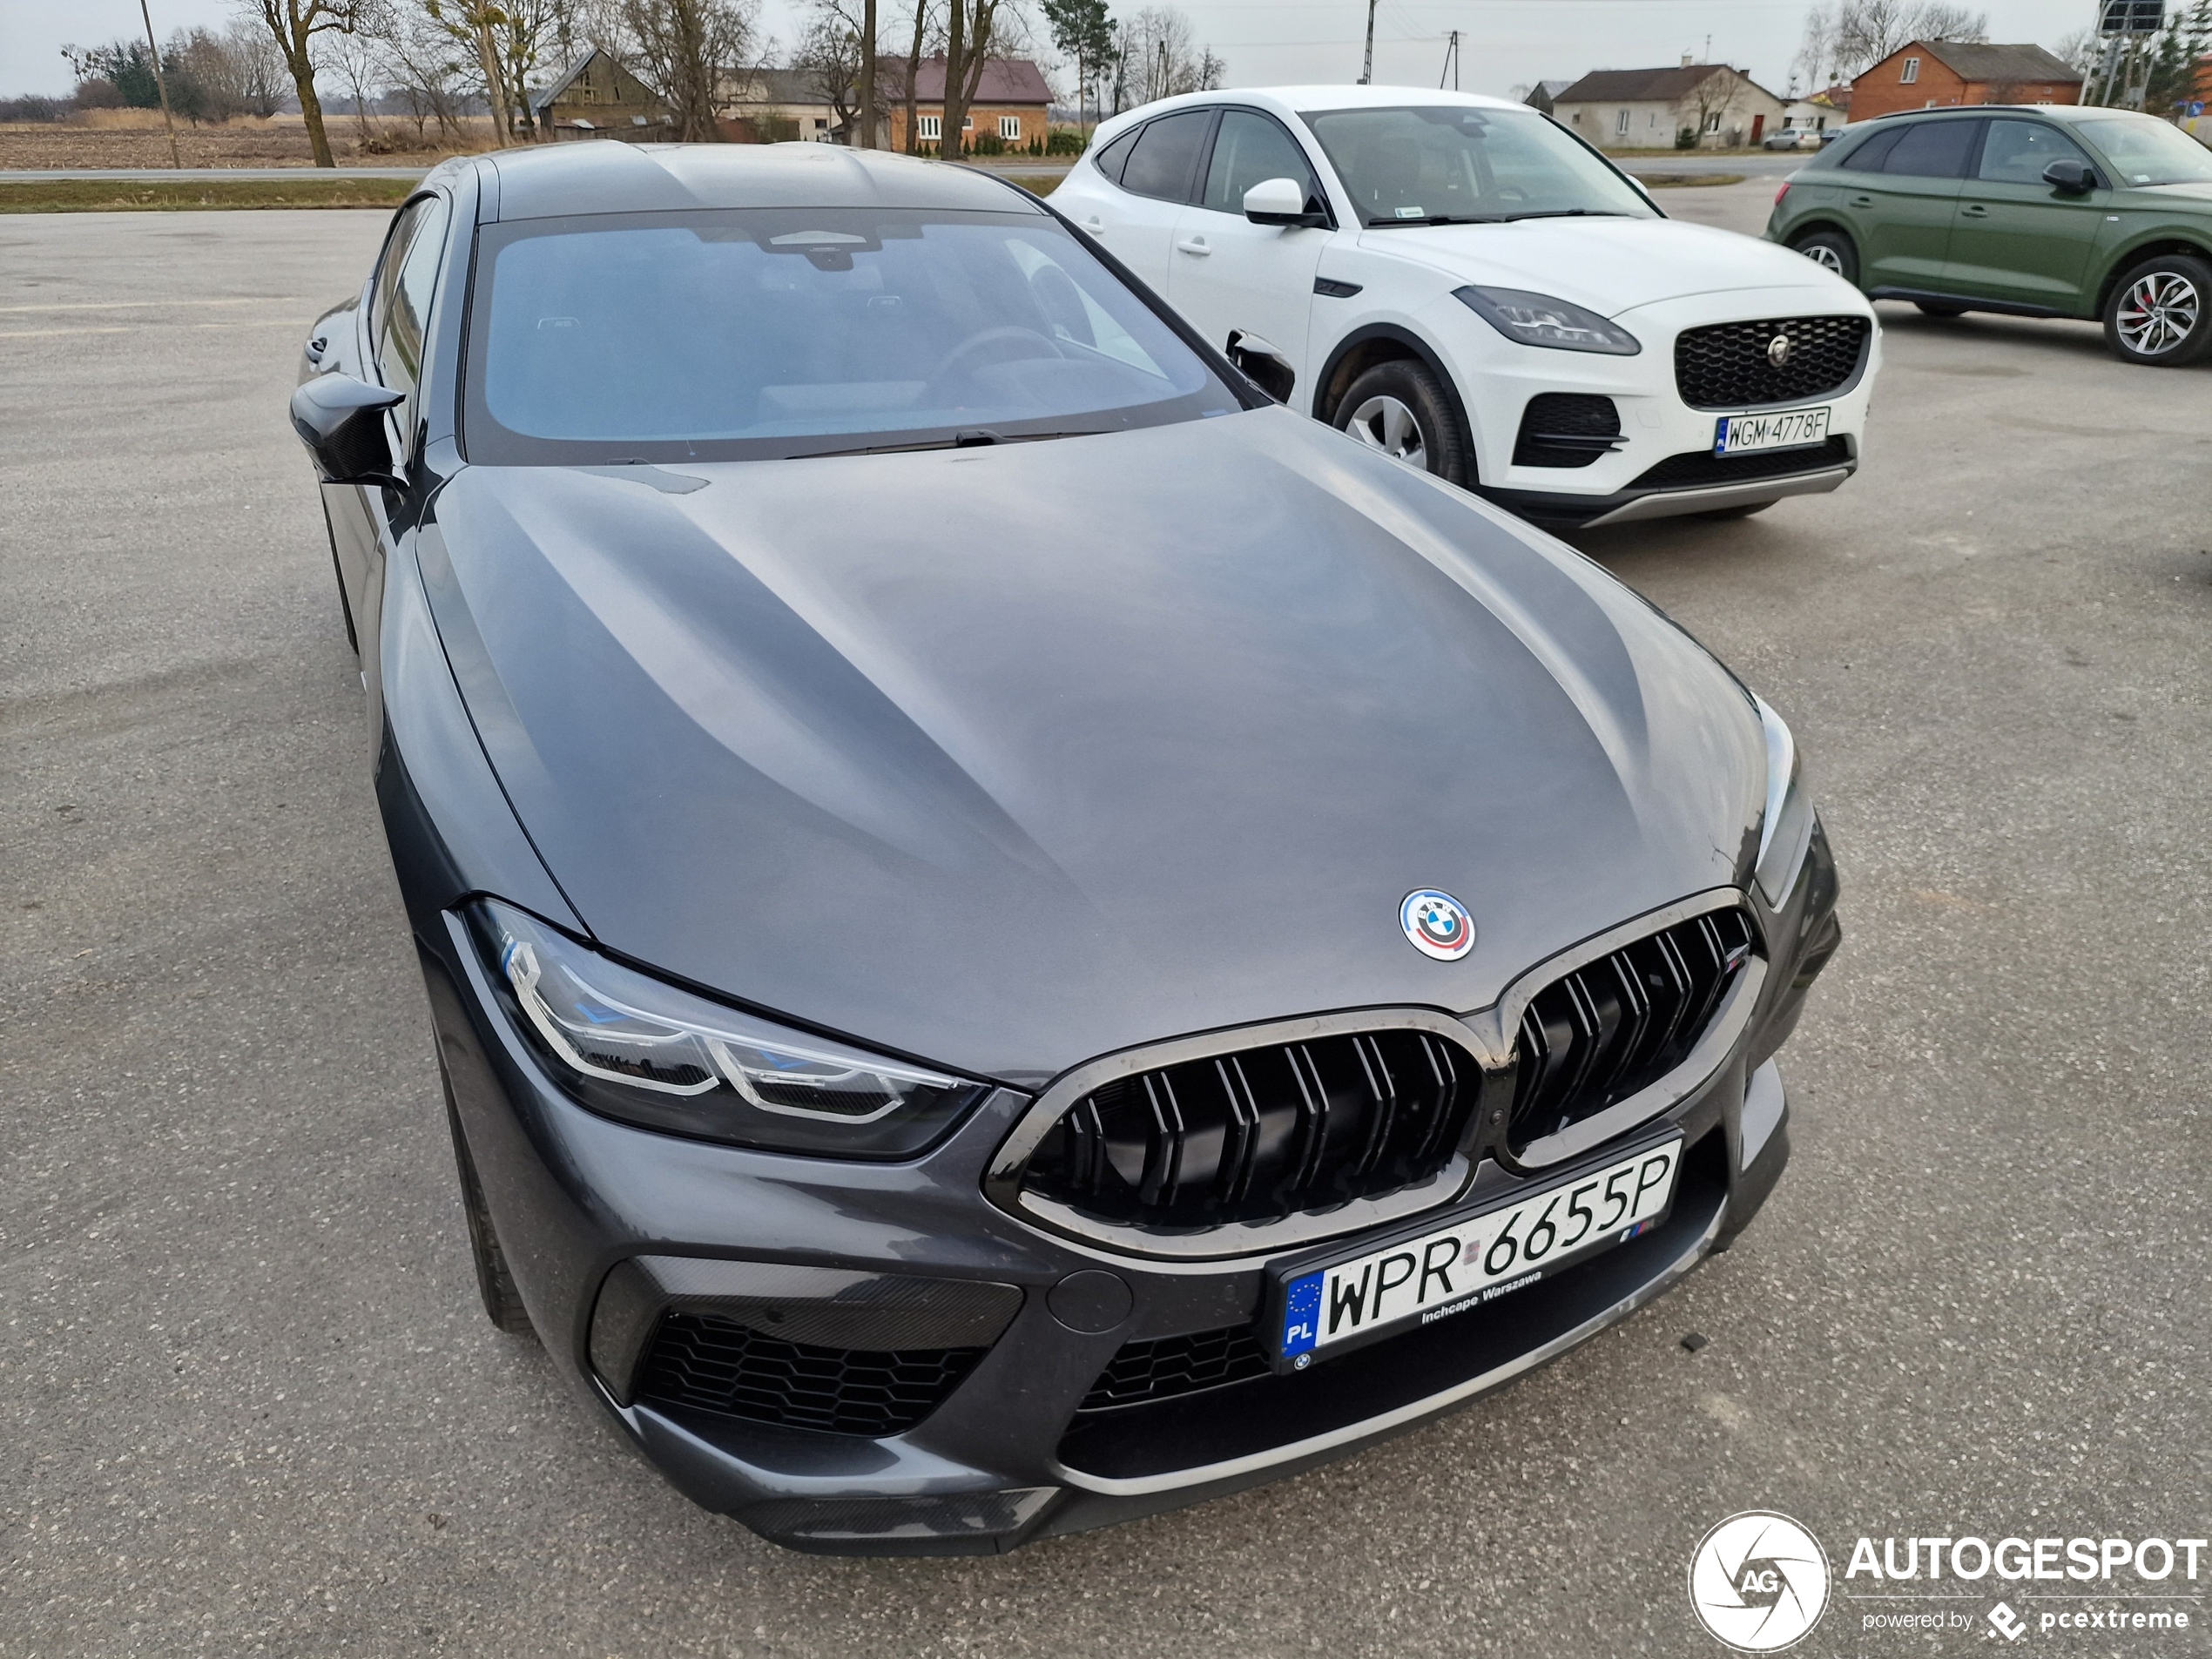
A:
[
  {"xmin": 2104, "ymin": 254, "xmax": 2212, "ymax": 366},
  {"xmin": 1791, "ymin": 229, "xmax": 1858, "ymax": 287},
  {"xmin": 445, "ymin": 1083, "xmax": 535, "ymax": 1337},
  {"xmin": 1333, "ymin": 359, "xmax": 1470, "ymax": 486}
]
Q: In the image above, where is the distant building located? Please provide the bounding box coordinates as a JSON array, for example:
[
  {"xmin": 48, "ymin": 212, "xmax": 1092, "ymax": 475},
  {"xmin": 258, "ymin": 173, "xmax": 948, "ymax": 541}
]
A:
[
  {"xmin": 1522, "ymin": 79, "xmax": 1576, "ymax": 118},
  {"xmin": 718, "ymin": 67, "xmax": 841, "ymax": 143},
  {"xmin": 1782, "ymin": 91, "xmax": 1845, "ymax": 133},
  {"xmin": 533, "ymin": 48, "xmax": 674, "ymax": 141},
  {"xmin": 883, "ymin": 56, "xmax": 1052, "ymax": 152},
  {"xmin": 1847, "ymin": 41, "xmax": 2081, "ymax": 123},
  {"xmin": 1549, "ymin": 63, "xmax": 1789, "ymax": 149}
]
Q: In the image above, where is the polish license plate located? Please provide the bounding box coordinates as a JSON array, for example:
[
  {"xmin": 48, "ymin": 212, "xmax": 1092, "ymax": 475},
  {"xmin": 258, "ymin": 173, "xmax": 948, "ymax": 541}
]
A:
[
  {"xmin": 1269, "ymin": 1135, "xmax": 1682, "ymax": 1372},
  {"xmin": 1714, "ymin": 406, "xmax": 1830, "ymax": 455}
]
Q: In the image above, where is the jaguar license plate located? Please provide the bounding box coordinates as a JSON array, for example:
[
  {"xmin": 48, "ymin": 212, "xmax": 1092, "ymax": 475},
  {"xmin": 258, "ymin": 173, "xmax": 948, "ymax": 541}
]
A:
[
  {"xmin": 1713, "ymin": 406, "xmax": 1830, "ymax": 455},
  {"xmin": 1269, "ymin": 1135, "xmax": 1682, "ymax": 1372}
]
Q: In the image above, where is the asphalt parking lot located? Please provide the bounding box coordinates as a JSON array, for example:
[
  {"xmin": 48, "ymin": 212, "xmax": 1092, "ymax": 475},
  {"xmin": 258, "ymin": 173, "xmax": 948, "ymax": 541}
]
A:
[{"xmin": 3, "ymin": 194, "xmax": 2208, "ymax": 1658}]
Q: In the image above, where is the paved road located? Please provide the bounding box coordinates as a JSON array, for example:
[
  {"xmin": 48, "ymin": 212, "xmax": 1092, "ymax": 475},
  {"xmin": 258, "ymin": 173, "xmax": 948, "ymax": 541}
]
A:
[{"xmin": 3, "ymin": 204, "xmax": 2207, "ymax": 1659}]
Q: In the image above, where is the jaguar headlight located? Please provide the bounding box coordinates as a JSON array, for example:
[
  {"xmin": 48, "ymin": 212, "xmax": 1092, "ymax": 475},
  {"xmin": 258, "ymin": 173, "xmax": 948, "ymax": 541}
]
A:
[
  {"xmin": 469, "ymin": 900, "xmax": 990, "ymax": 1157},
  {"xmin": 1753, "ymin": 696, "xmax": 1815, "ymax": 907},
  {"xmin": 1453, "ymin": 286, "xmax": 1641, "ymax": 354}
]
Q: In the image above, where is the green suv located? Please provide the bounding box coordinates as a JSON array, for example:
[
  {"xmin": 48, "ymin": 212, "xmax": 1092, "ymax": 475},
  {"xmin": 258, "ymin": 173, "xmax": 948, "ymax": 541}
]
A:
[{"xmin": 1766, "ymin": 105, "xmax": 2212, "ymax": 366}]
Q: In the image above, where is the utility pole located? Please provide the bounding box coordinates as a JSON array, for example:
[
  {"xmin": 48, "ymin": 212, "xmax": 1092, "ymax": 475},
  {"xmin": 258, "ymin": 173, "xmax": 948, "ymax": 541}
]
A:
[
  {"xmin": 137, "ymin": 0, "xmax": 183, "ymax": 170},
  {"xmin": 1439, "ymin": 29, "xmax": 1460, "ymax": 89},
  {"xmin": 1359, "ymin": 0, "xmax": 1377, "ymax": 84}
]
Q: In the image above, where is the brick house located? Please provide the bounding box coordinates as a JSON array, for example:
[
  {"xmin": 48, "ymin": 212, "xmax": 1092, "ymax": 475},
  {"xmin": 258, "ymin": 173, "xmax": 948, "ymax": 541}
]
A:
[
  {"xmin": 883, "ymin": 56, "xmax": 1052, "ymax": 153},
  {"xmin": 1549, "ymin": 63, "xmax": 1789, "ymax": 149},
  {"xmin": 1847, "ymin": 41, "xmax": 2081, "ymax": 124}
]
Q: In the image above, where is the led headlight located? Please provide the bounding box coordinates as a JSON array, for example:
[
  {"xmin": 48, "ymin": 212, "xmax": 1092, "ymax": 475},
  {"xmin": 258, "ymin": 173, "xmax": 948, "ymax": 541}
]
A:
[
  {"xmin": 469, "ymin": 900, "xmax": 990, "ymax": 1157},
  {"xmin": 1453, "ymin": 286, "xmax": 1641, "ymax": 354},
  {"xmin": 1753, "ymin": 696, "xmax": 1816, "ymax": 907}
]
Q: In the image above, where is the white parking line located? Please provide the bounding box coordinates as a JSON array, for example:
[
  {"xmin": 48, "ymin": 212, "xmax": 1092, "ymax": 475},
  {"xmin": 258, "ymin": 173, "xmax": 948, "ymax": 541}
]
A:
[
  {"xmin": 0, "ymin": 319, "xmax": 311, "ymax": 339},
  {"xmin": 0, "ymin": 298, "xmax": 300, "ymax": 314}
]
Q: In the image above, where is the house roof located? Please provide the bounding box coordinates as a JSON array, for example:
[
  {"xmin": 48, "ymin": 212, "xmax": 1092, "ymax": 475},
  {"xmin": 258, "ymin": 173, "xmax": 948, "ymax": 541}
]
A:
[
  {"xmin": 1885, "ymin": 40, "xmax": 2082, "ymax": 84},
  {"xmin": 887, "ymin": 55, "xmax": 1052, "ymax": 105},
  {"xmin": 1553, "ymin": 64, "xmax": 1769, "ymax": 105},
  {"xmin": 723, "ymin": 67, "xmax": 827, "ymax": 106},
  {"xmin": 532, "ymin": 46, "xmax": 664, "ymax": 116}
]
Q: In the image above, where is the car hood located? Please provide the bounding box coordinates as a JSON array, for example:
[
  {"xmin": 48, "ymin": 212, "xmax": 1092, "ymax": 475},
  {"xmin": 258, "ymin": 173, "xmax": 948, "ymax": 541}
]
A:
[
  {"xmin": 1358, "ymin": 214, "xmax": 1853, "ymax": 315},
  {"xmin": 420, "ymin": 410, "xmax": 1761, "ymax": 1085}
]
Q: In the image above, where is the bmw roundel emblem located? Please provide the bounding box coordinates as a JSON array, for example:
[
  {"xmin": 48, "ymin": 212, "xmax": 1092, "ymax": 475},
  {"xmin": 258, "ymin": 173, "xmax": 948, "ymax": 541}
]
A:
[{"xmin": 1400, "ymin": 890, "xmax": 1475, "ymax": 961}]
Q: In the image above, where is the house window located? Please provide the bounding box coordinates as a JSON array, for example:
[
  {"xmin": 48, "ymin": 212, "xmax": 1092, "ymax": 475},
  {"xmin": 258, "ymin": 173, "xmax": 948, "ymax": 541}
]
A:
[
  {"xmin": 999, "ymin": 115, "xmax": 1022, "ymax": 141},
  {"xmin": 918, "ymin": 114, "xmax": 941, "ymax": 140},
  {"xmin": 961, "ymin": 114, "xmax": 974, "ymax": 130},
  {"xmin": 1706, "ymin": 111, "xmax": 1722, "ymax": 132},
  {"xmin": 1901, "ymin": 56, "xmax": 1920, "ymax": 84},
  {"xmin": 1615, "ymin": 108, "xmax": 1630, "ymax": 135}
]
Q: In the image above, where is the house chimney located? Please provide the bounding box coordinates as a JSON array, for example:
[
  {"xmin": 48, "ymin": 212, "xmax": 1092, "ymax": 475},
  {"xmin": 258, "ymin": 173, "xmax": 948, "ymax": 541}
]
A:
[{"xmin": 1681, "ymin": 53, "xmax": 1693, "ymax": 67}]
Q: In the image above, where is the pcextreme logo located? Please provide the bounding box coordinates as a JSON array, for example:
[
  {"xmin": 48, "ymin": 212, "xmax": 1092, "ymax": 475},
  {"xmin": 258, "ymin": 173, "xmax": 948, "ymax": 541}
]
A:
[{"xmin": 1689, "ymin": 1511, "xmax": 1832, "ymax": 1652}]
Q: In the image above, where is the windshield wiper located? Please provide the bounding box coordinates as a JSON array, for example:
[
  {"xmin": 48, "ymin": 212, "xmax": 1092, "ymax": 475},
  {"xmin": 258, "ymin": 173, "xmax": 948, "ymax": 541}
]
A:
[
  {"xmin": 1495, "ymin": 209, "xmax": 1635, "ymax": 223},
  {"xmin": 1365, "ymin": 213, "xmax": 1501, "ymax": 227},
  {"xmin": 800, "ymin": 428, "xmax": 1108, "ymax": 459}
]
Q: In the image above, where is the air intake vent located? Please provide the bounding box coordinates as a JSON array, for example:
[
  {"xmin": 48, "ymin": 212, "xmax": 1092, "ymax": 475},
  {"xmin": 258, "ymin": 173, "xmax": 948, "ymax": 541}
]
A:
[
  {"xmin": 1674, "ymin": 314, "xmax": 1870, "ymax": 409},
  {"xmin": 635, "ymin": 1312, "xmax": 984, "ymax": 1436},
  {"xmin": 1509, "ymin": 908, "xmax": 1755, "ymax": 1151},
  {"xmin": 1512, "ymin": 393, "xmax": 1622, "ymax": 469},
  {"xmin": 1022, "ymin": 1030, "xmax": 1481, "ymax": 1231},
  {"xmin": 1630, "ymin": 435, "xmax": 1851, "ymax": 492},
  {"xmin": 1076, "ymin": 1325, "xmax": 1273, "ymax": 1413}
]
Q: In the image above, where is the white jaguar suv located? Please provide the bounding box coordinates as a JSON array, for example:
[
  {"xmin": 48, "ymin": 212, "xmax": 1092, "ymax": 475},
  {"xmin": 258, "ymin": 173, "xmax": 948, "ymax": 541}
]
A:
[{"xmin": 1049, "ymin": 86, "xmax": 1880, "ymax": 528}]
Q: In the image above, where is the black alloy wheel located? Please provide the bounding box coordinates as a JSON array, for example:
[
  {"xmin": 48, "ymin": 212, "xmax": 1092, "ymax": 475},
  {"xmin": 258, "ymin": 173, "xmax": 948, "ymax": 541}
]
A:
[{"xmin": 1332, "ymin": 359, "xmax": 1472, "ymax": 487}]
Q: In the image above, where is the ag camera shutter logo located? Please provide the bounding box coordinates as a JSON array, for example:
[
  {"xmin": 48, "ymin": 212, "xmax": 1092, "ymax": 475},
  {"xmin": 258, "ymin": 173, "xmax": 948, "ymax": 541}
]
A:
[{"xmin": 1689, "ymin": 1511, "xmax": 1831, "ymax": 1651}]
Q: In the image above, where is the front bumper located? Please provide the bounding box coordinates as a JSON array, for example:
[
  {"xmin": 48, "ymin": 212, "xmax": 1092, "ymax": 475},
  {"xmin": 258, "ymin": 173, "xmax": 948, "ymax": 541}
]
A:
[
  {"xmin": 1415, "ymin": 287, "xmax": 1880, "ymax": 528},
  {"xmin": 414, "ymin": 813, "xmax": 1839, "ymax": 1555}
]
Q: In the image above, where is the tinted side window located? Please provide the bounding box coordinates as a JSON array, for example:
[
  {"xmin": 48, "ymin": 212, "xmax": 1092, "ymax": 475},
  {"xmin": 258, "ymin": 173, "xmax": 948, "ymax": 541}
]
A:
[
  {"xmin": 1201, "ymin": 110, "xmax": 1320, "ymax": 213},
  {"xmin": 1120, "ymin": 110, "xmax": 1213, "ymax": 202},
  {"xmin": 1978, "ymin": 118, "xmax": 2090, "ymax": 184},
  {"xmin": 376, "ymin": 194, "xmax": 451, "ymax": 402},
  {"xmin": 1882, "ymin": 119, "xmax": 1979, "ymax": 179},
  {"xmin": 368, "ymin": 197, "xmax": 435, "ymax": 342},
  {"xmin": 1835, "ymin": 125, "xmax": 1904, "ymax": 172},
  {"xmin": 1093, "ymin": 126, "xmax": 1138, "ymax": 184}
]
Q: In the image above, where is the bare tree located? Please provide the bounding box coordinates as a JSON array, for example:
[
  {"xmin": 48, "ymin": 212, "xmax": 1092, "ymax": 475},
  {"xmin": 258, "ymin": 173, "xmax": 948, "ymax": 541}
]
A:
[
  {"xmin": 239, "ymin": 0, "xmax": 367, "ymax": 165},
  {"xmin": 1792, "ymin": 3, "xmax": 1840, "ymax": 91},
  {"xmin": 373, "ymin": 9, "xmax": 472, "ymax": 142},
  {"xmin": 895, "ymin": 0, "xmax": 935, "ymax": 152},
  {"xmin": 1825, "ymin": 0, "xmax": 1988, "ymax": 78},
  {"xmin": 794, "ymin": 0, "xmax": 862, "ymax": 136},
  {"xmin": 327, "ymin": 2, "xmax": 393, "ymax": 143},
  {"xmin": 940, "ymin": 0, "xmax": 1013, "ymax": 158},
  {"xmin": 621, "ymin": 0, "xmax": 757, "ymax": 141},
  {"xmin": 225, "ymin": 18, "xmax": 293, "ymax": 114},
  {"xmin": 1686, "ymin": 68, "xmax": 1743, "ymax": 144},
  {"xmin": 1112, "ymin": 7, "xmax": 1219, "ymax": 108}
]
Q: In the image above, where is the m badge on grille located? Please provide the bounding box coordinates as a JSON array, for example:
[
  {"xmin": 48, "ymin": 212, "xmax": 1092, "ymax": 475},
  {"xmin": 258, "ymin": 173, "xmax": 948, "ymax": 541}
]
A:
[
  {"xmin": 1400, "ymin": 890, "xmax": 1475, "ymax": 961},
  {"xmin": 1766, "ymin": 334, "xmax": 1795, "ymax": 368}
]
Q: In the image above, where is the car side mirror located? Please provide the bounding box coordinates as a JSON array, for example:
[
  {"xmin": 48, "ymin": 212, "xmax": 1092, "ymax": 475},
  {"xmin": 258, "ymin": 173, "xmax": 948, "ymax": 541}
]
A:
[
  {"xmin": 289, "ymin": 374, "xmax": 404, "ymax": 487},
  {"xmin": 2042, "ymin": 158, "xmax": 2097, "ymax": 194},
  {"xmin": 1244, "ymin": 176, "xmax": 1322, "ymax": 227}
]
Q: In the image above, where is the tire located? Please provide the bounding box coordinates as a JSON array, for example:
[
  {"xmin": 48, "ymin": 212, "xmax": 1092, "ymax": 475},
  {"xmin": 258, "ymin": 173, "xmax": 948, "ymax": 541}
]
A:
[
  {"xmin": 1914, "ymin": 300, "xmax": 1968, "ymax": 318},
  {"xmin": 445, "ymin": 1083, "xmax": 535, "ymax": 1338},
  {"xmin": 1791, "ymin": 229, "xmax": 1858, "ymax": 287},
  {"xmin": 2102, "ymin": 253, "xmax": 2212, "ymax": 367},
  {"xmin": 321, "ymin": 502, "xmax": 358, "ymax": 655},
  {"xmin": 1701, "ymin": 498, "xmax": 1778, "ymax": 520},
  {"xmin": 1332, "ymin": 358, "xmax": 1472, "ymax": 487}
]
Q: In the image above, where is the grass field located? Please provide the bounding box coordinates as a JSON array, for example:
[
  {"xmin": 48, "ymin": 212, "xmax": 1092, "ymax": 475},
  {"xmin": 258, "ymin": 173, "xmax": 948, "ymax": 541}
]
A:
[{"xmin": 0, "ymin": 178, "xmax": 420, "ymax": 212}]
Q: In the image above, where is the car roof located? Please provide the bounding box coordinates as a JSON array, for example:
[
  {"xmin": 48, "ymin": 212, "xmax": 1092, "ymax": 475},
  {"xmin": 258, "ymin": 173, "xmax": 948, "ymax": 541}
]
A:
[
  {"xmin": 473, "ymin": 140, "xmax": 1040, "ymax": 222},
  {"xmin": 1858, "ymin": 103, "xmax": 2127, "ymax": 125},
  {"xmin": 1092, "ymin": 84, "xmax": 1527, "ymax": 141}
]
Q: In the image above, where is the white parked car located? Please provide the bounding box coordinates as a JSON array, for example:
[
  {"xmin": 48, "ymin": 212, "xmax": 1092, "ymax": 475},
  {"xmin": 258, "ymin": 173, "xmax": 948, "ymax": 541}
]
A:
[{"xmin": 1051, "ymin": 87, "xmax": 1880, "ymax": 526}]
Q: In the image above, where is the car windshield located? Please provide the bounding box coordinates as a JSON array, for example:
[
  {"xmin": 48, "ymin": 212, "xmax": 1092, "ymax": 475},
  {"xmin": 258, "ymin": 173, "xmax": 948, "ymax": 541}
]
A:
[
  {"xmin": 1301, "ymin": 105, "xmax": 1656, "ymax": 226},
  {"xmin": 2076, "ymin": 116, "xmax": 2212, "ymax": 186},
  {"xmin": 462, "ymin": 207, "xmax": 1243, "ymax": 464}
]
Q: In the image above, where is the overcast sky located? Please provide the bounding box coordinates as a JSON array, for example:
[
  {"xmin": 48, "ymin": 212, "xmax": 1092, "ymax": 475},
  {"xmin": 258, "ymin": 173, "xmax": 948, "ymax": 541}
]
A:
[{"xmin": 3, "ymin": 0, "xmax": 2095, "ymax": 103}]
